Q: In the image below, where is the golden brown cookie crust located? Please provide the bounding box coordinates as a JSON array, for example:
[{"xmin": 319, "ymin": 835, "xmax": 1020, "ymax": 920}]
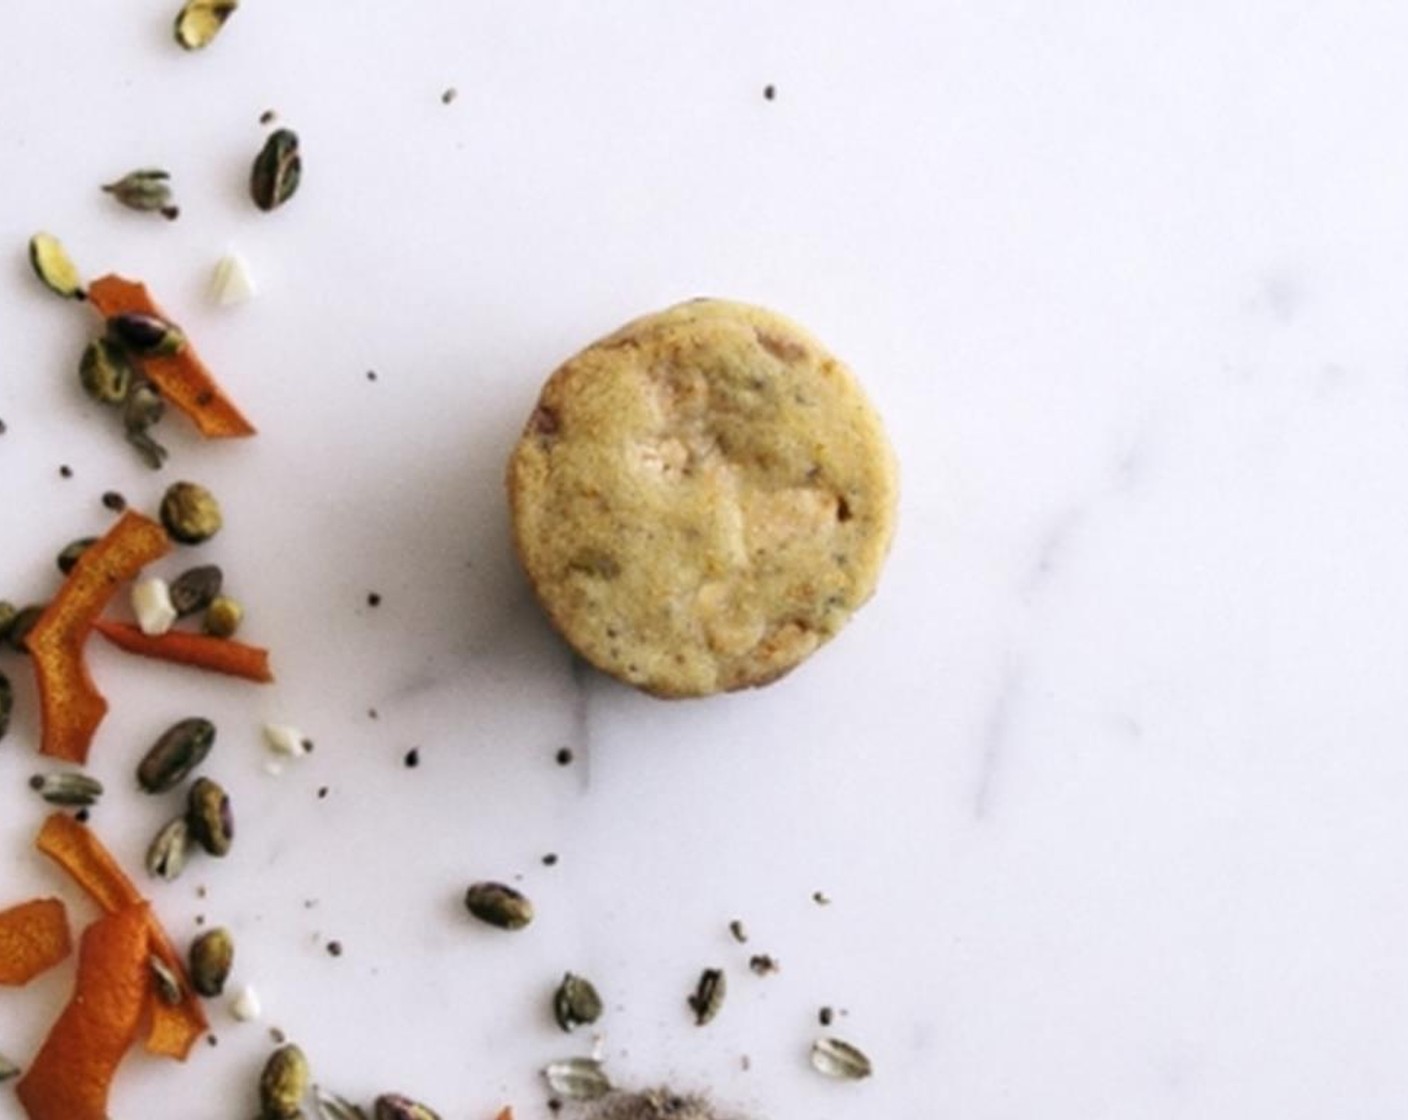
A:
[{"xmin": 507, "ymin": 299, "xmax": 898, "ymax": 697}]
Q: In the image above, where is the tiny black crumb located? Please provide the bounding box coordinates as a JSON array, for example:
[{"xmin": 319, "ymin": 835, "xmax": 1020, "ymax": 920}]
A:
[
  {"xmin": 101, "ymin": 490, "xmax": 127, "ymax": 512},
  {"xmin": 366, "ymin": 370, "xmax": 378, "ymax": 382},
  {"xmin": 196, "ymin": 885, "xmax": 207, "ymax": 899},
  {"xmin": 741, "ymin": 1054, "xmax": 752, "ymax": 1071},
  {"xmin": 548, "ymin": 1100, "xmax": 563, "ymax": 1115},
  {"xmin": 542, "ymin": 852, "xmax": 558, "ymax": 866},
  {"xmin": 303, "ymin": 899, "xmax": 317, "ymax": 909},
  {"xmin": 163, "ymin": 206, "xmax": 181, "ymax": 221},
  {"xmin": 302, "ymin": 738, "xmax": 315, "ymax": 753},
  {"xmin": 441, "ymin": 87, "xmax": 458, "ymax": 105},
  {"xmin": 317, "ymin": 786, "xmax": 329, "ymax": 800},
  {"xmin": 748, "ymin": 953, "xmax": 780, "ymax": 976},
  {"xmin": 206, "ymin": 1033, "xmax": 219, "ymax": 1047},
  {"xmin": 326, "ymin": 940, "xmax": 343, "ymax": 958},
  {"xmin": 259, "ymin": 109, "xmax": 277, "ymax": 125},
  {"xmin": 555, "ymin": 747, "xmax": 574, "ymax": 766},
  {"xmin": 269, "ymin": 1026, "xmax": 286, "ymax": 1044},
  {"xmin": 59, "ymin": 465, "xmax": 73, "ymax": 479},
  {"xmin": 75, "ymin": 808, "xmax": 90, "ymax": 823},
  {"xmin": 819, "ymin": 1006, "xmax": 834, "ymax": 1027},
  {"xmin": 404, "ymin": 748, "xmax": 420, "ymax": 769},
  {"xmin": 367, "ymin": 592, "xmax": 382, "ymax": 607},
  {"xmin": 0, "ymin": 418, "xmax": 7, "ymax": 435},
  {"xmin": 763, "ymin": 84, "xmax": 777, "ymax": 101},
  {"xmin": 195, "ymin": 914, "xmax": 206, "ymax": 926},
  {"xmin": 812, "ymin": 890, "xmax": 831, "ymax": 905},
  {"xmin": 368, "ymin": 707, "xmax": 380, "ymax": 720}
]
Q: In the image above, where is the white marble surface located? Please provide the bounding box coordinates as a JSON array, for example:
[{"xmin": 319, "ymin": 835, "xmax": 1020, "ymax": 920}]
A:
[{"xmin": 4, "ymin": 2, "xmax": 1408, "ymax": 1117}]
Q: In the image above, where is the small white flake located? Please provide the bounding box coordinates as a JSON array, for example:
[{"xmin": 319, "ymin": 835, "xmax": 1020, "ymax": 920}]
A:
[
  {"xmin": 229, "ymin": 984, "xmax": 261, "ymax": 1021},
  {"xmin": 263, "ymin": 724, "xmax": 309, "ymax": 758},
  {"xmin": 263, "ymin": 759, "xmax": 285, "ymax": 778},
  {"xmin": 210, "ymin": 252, "xmax": 257, "ymax": 306},
  {"xmin": 131, "ymin": 577, "xmax": 176, "ymax": 635}
]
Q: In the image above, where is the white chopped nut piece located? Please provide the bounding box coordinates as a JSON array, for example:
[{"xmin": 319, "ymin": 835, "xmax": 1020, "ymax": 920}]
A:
[
  {"xmin": 131, "ymin": 577, "xmax": 177, "ymax": 636},
  {"xmin": 229, "ymin": 984, "xmax": 261, "ymax": 1021},
  {"xmin": 263, "ymin": 724, "xmax": 309, "ymax": 758},
  {"xmin": 210, "ymin": 252, "xmax": 256, "ymax": 306},
  {"xmin": 263, "ymin": 759, "xmax": 285, "ymax": 778}
]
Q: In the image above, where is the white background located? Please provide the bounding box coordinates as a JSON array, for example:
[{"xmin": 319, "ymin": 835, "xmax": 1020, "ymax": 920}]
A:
[{"xmin": 5, "ymin": 2, "xmax": 1408, "ymax": 1117}]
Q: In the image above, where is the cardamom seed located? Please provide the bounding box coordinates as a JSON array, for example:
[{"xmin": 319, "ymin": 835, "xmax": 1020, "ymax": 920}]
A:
[
  {"xmin": 0, "ymin": 671, "xmax": 11, "ymax": 742},
  {"xmin": 5, "ymin": 605, "xmax": 45, "ymax": 654},
  {"xmin": 174, "ymin": 0, "xmax": 239, "ymax": 50},
  {"xmin": 146, "ymin": 816, "xmax": 191, "ymax": 881},
  {"xmin": 56, "ymin": 537, "xmax": 97, "ymax": 576},
  {"xmin": 541, "ymin": 1057, "xmax": 612, "ymax": 1102},
  {"xmin": 123, "ymin": 379, "xmax": 169, "ymax": 470},
  {"xmin": 79, "ymin": 338, "xmax": 136, "ymax": 407},
  {"xmin": 28, "ymin": 772, "xmax": 103, "ymax": 807},
  {"xmin": 259, "ymin": 1043, "xmax": 311, "ymax": 1120},
  {"xmin": 373, "ymin": 1093, "xmax": 443, "ymax": 1120},
  {"xmin": 0, "ymin": 1053, "xmax": 18, "ymax": 1083},
  {"xmin": 251, "ymin": 129, "xmax": 301, "ymax": 211},
  {"xmin": 169, "ymin": 564, "xmax": 223, "ymax": 616},
  {"xmin": 688, "ymin": 968, "xmax": 726, "ymax": 1026},
  {"xmin": 138, "ymin": 717, "xmax": 216, "ymax": 792},
  {"xmin": 553, "ymin": 972, "xmax": 603, "ymax": 1032},
  {"xmin": 204, "ymin": 594, "xmax": 243, "ymax": 637},
  {"xmin": 463, "ymin": 881, "xmax": 533, "ymax": 930},
  {"xmin": 102, "ymin": 169, "xmax": 179, "ymax": 219},
  {"xmin": 149, "ymin": 953, "xmax": 183, "ymax": 1005},
  {"xmin": 107, "ymin": 311, "xmax": 186, "ymax": 355},
  {"xmin": 187, "ymin": 777, "xmax": 233, "ymax": 856},
  {"xmin": 809, "ymin": 1037, "xmax": 873, "ymax": 1081},
  {"xmin": 314, "ymin": 1087, "xmax": 369, "ymax": 1120},
  {"xmin": 188, "ymin": 926, "xmax": 234, "ymax": 997},
  {"xmin": 160, "ymin": 480, "xmax": 223, "ymax": 544},
  {"xmin": 28, "ymin": 232, "xmax": 85, "ymax": 299}
]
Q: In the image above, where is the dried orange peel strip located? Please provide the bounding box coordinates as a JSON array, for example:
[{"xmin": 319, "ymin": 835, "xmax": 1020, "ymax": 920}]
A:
[
  {"xmin": 0, "ymin": 897, "xmax": 71, "ymax": 986},
  {"xmin": 93, "ymin": 618, "xmax": 275, "ymax": 683},
  {"xmin": 35, "ymin": 813, "xmax": 208, "ymax": 1059},
  {"xmin": 28, "ymin": 510, "xmax": 171, "ymax": 764},
  {"xmin": 87, "ymin": 274, "xmax": 256, "ymax": 438},
  {"xmin": 15, "ymin": 902, "xmax": 151, "ymax": 1120}
]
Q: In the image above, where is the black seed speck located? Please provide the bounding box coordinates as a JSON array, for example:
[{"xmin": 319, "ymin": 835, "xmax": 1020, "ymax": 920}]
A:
[
  {"xmin": 555, "ymin": 747, "xmax": 574, "ymax": 766},
  {"xmin": 367, "ymin": 592, "xmax": 382, "ymax": 607},
  {"xmin": 542, "ymin": 853, "xmax": 558, "ymax": 866},
  {"xmin": 763, "ymin": 84, "xmax": 777, "ymax": 100},
  {"xmin": 317, "ymin": 786, "xmax": 329, "ymax": 800},
  {"xmin": 404, "ymin": 748, "xmax": 420, "ymax": 769},
  {"xmin": 326, "ymin": 940, "xmax": 343, "ymax": 957},
  {"xmin": 366, "ymin": 370, "xmax": 378, "ymax": 382},
  {"xmin": 59, "ymin": 465, "xmax": 73, "ymax": 479},
  {"xmin": 75, "ymin": 808, "xmax": 90, "ymax": 823},
  {"xmin": 102, "ymin": 490, "xmax": 127, "ymax": 512}
]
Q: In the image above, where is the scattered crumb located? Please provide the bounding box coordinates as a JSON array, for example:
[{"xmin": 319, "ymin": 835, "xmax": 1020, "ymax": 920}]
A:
[
  {"xmin": 763, "ymin": 84, "xmax": 776, "ymax": 101},
  {"xmin": 542, "ymin": 853, "xmax": 558, "ymax": 866},
  {"xmin": 728, "ymin": 919, "xmax": 748, "ymax": 944},
  {"xmin": 326, "ymin": 940, "xmax": 343, "ymax": 958},
  {"xmin": 317, "ymin": 786, "xmax": 329, "ymax": 800},
  {"xmin": 269, "ymin": 1026, "xmax": 286, "ymax": 1044},
  {"xmin": 812, "ymin": 890, "xmax": 831, "ymax": 906},
  {"xmin": 367, "ymin": 592, "xmax": 382, "ymax": 607},
  {"xmin": 206, "ymin": 1033, "xmax": 219, "ymax": 1047},
  {"xmin": 366, "ymin": 370, "xmax": 378, "ymax": 382},
  {"xmin": 441, "ymin": 87, "xmax": 458, "ymax": 105},
  {"xmin": 368, "ymin": 707, "xmax": 380, "ymax": 720},
  {"xmin": 59, "ymin": 465, "xmax": 73, "ymax": 479},
  {"xmin": 264, "ymin": 724, "xmax": 311, "ymax": 758},
  {"xmin": 555, "ymin": 747, "xmax": 574, "ymax": 766},
  {"xmin": 404, "ymin": 748, "xmax": 420, "ymax": 769},
  {"xmin": 259, "ymin": 109, "xmax": 277, "ymax": 125},
  {"xmin": 101, "ymin": 490, "xmax": 127, "ymax": 512},
  {"xmin": 819, "ymin": 1006, "xmax": 834, "ymax": 1027},
  {"xmin": 75, "ymin": 808, "xmax": 90, "ymax": 823},
  {"xmin": 748, "ymin": 954, "xmax": 779, "ymax": 977}
]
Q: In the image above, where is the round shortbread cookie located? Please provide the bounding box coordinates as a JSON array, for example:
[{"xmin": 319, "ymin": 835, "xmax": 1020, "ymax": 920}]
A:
[{"xmin": 507, "ymin": 299, "xmax": 897, "ymax": 698}]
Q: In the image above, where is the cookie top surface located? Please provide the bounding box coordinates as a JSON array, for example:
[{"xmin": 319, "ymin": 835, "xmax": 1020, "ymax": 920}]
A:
[{"xmin": 507, "ymin": 299, "xmax": 898, "ymax": 697}]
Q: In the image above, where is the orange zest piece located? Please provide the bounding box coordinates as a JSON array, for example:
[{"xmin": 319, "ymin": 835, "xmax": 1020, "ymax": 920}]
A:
[
  {"xmin": 28, "ymin": 511, "xmax": 171, "ymax": 764},
  {"xmin": 15, "ymin": 903, "xmax": 151, "ymax": 1120},
  {"xmin": 35, "ymin": 813, "xmax": 209, "ymax": 1060},
  {"xmin": 93, "ymin": 618, "xmax": 274, "ymax": 683},
  {"xmin": 87, "ymin": 273, "xmax": 256, "ymax": 438},
  {"xmin": 0, "ymin": 897, "xmax": 71, "ymax": 985},
  {"xmin": 494, "ymin": 1109, "xmax": 515, "ymax": 1120}
]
